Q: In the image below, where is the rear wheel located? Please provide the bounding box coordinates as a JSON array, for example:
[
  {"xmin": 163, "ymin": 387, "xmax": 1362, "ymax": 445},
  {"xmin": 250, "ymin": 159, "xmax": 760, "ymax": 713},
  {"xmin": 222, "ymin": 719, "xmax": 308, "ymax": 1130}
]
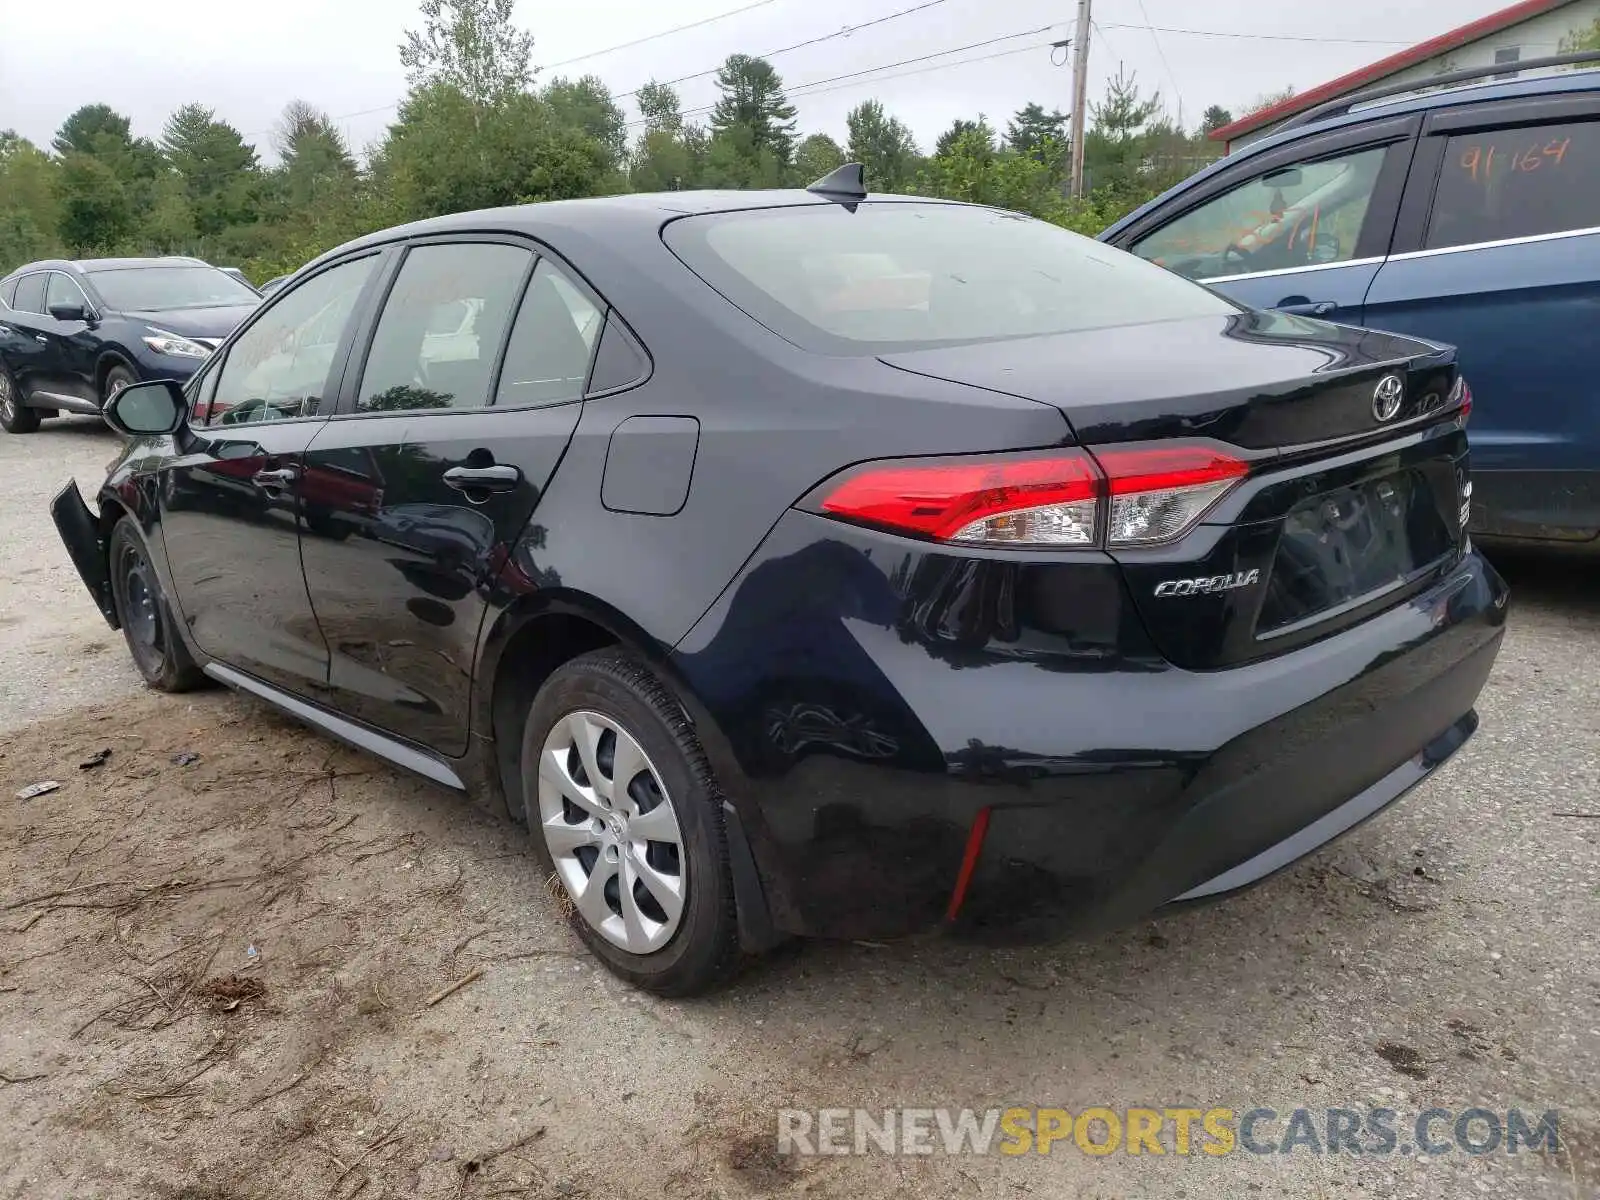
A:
[
  {"xmin": 521, "ymin": 649, "xmax": 741, "ymax": 996},
  {"xmin": 0, "ymin": 366, "xmax": 40, "ymax": 434},
  {"xmin": 108, "ymin": 518, "xmax": 205, "ymax": 692}
]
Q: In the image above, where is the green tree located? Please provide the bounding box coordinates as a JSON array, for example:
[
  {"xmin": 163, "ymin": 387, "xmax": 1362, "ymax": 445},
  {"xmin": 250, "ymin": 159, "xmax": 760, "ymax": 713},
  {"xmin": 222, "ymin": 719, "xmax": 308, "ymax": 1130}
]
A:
[
  {"xmin": 793, "ymin": 132, "xmax": 844, "ymax": 183},
  {"xmin": 0, "ymin": 133, "xmax": 63, "ymax": 268},
  {"xmin": 275, "ymin": 101, "xmax": 357, "ymax": 207},
  {"xmin": 543, "ymin": 75, "xmax": 627, "ymax": 173},
  {"xmin": 702, "ymin": 122, "xmax": 786, "ymax": 188},
  {"xmin": 629, "ymin": 128, "xmax": 693, "ymax": 191},
  {"xmin": 845, "ymin": 100, "xmax": 918, "ymax": 191},
  {"xmin": 1084, "ymin": 67, "xmax": 1166, "ymax": 198},
  {"xmin": 55, "ymin": 153, "xmax": 136, "ymax": 252},
  {"xmin": 161, "ymin": 104, "xmax": 261, "ymax": 236},
  {"xmin": 52, "ymin": 104, "xmax": 134, "ymax": 157},
  {"xmin": 634, "ymin": 80, "xmax": 682, "ymax": 134},
  {"xmin": 1200, "ymin": 104, "xmax": 1233, "ymax": 135},
  {"xmin": 399, "ymin": 0, "xmax": 535, "ymax": 108},
  {"xmin": 934, "ymin": 117, "xmax": 994, "ymax": 159},
  {"xmin": 1005, "ymin": 102, "xmax": 1067, "ymax": 162},
  {"xmin": 709, "ymin": 54, "xmax": 797, "ymax": 168},
  {"xmin": 375, "ymin": 83, "xmax": 610, "ymax": 217}
]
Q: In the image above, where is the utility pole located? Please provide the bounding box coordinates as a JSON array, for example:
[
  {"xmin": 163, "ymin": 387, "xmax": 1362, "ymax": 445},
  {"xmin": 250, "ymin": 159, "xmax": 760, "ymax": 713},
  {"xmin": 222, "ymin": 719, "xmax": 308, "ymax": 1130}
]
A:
[{"xmin": 1068, "ymin": 0, "xmax": 1092, "ymax": 198}]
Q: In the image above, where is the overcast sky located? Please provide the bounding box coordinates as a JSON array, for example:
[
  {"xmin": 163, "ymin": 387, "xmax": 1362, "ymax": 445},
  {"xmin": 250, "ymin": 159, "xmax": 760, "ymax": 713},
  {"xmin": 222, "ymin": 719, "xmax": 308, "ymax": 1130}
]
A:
[{"xmin": 1, "ymin": 0, "xmax": 1521, "ymax": 161}]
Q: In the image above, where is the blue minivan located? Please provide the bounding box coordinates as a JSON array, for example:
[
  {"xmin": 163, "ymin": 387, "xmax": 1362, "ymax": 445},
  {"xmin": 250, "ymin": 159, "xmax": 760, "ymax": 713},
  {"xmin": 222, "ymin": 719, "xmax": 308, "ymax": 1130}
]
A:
[{"xmin": 1103, "ymin": 59, "xmax": 1600, "ymax": 554}]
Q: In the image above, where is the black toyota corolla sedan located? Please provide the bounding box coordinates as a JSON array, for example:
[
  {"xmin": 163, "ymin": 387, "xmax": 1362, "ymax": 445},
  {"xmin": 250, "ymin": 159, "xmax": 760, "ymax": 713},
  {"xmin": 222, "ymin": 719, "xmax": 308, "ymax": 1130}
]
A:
[{"xmin": 52, "ymin": 167, "xmax": 1507, "ymax": 994}]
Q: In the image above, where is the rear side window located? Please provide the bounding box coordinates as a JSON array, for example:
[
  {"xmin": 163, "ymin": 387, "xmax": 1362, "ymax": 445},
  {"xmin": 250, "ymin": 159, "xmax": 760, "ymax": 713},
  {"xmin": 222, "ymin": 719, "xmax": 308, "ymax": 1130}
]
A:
[
  {"xmin": 1131, "ymin": 144, "xmax": 1391, "ymax": 280},
  {"xmin": 664, "ymin": 203, "xmax": 1237, "ymax": 355},
  {"xmin": 495, "ymin": 259, "xmax": 602, "ymax": 407},
  {"xmin": 0, "ymin": 278, "xmax": 17, "ymax": 308},
  {"xmin": 356, "ymin": 242, "xmax": 532, "ymax": 414},
  {"xmin": 45, "ymin": 272, "xmax": 88, "ymax": 313},
  {"xmin": 12, "ymin": 273, "xmax": 46, "ymax": 314},
  {"xmin": 1426, "ymin": 121, "xmax": 1600, "ymax": 250}
]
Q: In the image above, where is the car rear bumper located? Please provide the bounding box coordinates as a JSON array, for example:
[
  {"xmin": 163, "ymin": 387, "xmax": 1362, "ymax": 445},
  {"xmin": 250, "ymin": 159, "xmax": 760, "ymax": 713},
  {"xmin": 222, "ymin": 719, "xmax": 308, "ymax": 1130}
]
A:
[{"xmin": 671, "ymin": 510, "xmax": 1508, "ymax": 942}]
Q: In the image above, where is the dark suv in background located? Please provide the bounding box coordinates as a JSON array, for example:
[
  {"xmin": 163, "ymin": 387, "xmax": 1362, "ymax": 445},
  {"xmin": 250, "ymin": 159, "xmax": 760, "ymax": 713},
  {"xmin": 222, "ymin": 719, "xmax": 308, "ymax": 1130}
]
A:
[{"xmin": 0, "ymin": 255, "xmax": 260, "ymax": 433}]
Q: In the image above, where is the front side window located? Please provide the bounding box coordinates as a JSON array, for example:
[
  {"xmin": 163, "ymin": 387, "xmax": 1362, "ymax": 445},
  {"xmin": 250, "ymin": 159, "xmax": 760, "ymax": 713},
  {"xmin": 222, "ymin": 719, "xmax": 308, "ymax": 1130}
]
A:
[
  {"xmin": 83, "ymin": 265, "xmax": 259, "ymax": 311},
  {"xmin": 45, "ymin": 272, "xmax": 89, "ymax": 314},
  {"xmin": 666, "ymin": 203, "xmax": 1237, "ymax": 355},
  {"xmin": 1425, "ymin": 121, "xmax": 1600, "ymax": 251},
  {"xmin": 495, "ymin": 259, "xmax": 602, "ymax": 407},
  {"xmin": 355, "ymin": 242, "xmax": 532, "ymax": 414},
  {"xmin": 1131, "ymin": 144, "xmax": 1391, "ymax": 281},
  {"xmin": 206, "ymin": 255, "xmax": 375, "ymax": 425},
  {"xmin": 12, "ymin": 273, "xmax": 46, "ymax": 314}
]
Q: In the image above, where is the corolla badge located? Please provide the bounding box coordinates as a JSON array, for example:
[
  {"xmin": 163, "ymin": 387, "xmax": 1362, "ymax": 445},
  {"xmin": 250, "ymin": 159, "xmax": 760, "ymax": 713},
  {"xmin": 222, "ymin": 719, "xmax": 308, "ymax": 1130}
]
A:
[
  {"xmin": 1154, "ymin": 569, "xmax": 1260, "ymax": 597},
  {"xmin": 1372, "ymin": 374, "xmax": 1405, "ymax": 422}
]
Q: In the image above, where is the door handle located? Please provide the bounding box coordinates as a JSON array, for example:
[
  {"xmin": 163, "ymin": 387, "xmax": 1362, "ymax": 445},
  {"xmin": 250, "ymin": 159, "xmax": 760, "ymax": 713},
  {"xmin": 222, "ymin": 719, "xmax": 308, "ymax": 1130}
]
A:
[
  {"xmin": 252, "ymin": 466, "xmax": 300, "ymax": 488},
  {"xmin": 1276, "ymin": 299, "xmax": 1337, "ymax": 317},
  {"xmin": 443, "ymin": 464, "xmax": 521, "ymax": 494},
  {"xmin": 34, "ymin": 334, "xmax": 48, "ymax": 345}
]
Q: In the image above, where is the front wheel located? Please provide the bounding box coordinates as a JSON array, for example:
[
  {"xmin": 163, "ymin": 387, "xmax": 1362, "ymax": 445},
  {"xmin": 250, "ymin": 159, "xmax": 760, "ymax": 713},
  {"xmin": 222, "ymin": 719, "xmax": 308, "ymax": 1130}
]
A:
[
  {"xmin": 521, "ymin": 649, "xmax": 741, "ymax": 996},
  {"xmin": 0, "ymin": 365, "xmax": 40, "ymax": 433},
  {"xmin": 101, "ymin": 363, "xmax": 137, "ymax": 412},
  {"xmin": 108, "ymin": 517, "xmax": 205, "ymax": 692}
]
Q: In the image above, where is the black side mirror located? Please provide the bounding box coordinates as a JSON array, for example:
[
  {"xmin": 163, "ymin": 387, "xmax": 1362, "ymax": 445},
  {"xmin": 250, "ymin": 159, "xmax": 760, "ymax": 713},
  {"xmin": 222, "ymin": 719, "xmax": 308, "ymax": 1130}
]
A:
[
  {"xmin": 48, "ymin": 302, "xmax": 90, "ymax": 323},
  {"xmin": 103, "ymin": 379, "xmax": 187, "ymax": 437}
]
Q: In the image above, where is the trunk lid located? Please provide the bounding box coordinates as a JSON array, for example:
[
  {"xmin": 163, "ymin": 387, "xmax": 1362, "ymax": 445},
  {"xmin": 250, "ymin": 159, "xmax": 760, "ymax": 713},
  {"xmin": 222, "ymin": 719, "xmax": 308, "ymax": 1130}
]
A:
[
  {"xmin": 882, "ymin": 310, "xmax": 1471, "ymax": 669},
  {"xmin": 880, "ymin": 310, "xmax": 1458, "ymax": 450}
]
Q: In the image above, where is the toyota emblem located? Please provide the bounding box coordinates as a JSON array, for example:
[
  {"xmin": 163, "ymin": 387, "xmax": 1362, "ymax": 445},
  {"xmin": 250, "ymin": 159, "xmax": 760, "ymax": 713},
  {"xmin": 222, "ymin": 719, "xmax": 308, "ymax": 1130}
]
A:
[{"xmin": 1372, "ymin": 375, "xmax": 1405, "ymax": 422}]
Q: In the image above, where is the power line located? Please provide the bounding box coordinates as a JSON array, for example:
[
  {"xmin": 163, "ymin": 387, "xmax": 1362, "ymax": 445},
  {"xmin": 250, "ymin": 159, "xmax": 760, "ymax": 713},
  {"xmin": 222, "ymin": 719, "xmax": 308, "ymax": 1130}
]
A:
[
  {"xmin": 625, "ymin": 24, "xmax": 1060, "ymax": 128},
  {"xmin": 1131, "ymin": 0, "xmax": 1182, "ymax": 122},
  {"xmin": 616, "ymin": 0, "xmax": 956, "ymax": 101},
  {"xmin": 1099, "ymin": 23, "xmax": 1414, "ymax": 46},
  {"xmin": 784, "ymin": 39, "xmax": 1061, "ymax": 103},
  {"xmin": 540, "ymin": 0, "xmax": 783, "ymax": 72}
]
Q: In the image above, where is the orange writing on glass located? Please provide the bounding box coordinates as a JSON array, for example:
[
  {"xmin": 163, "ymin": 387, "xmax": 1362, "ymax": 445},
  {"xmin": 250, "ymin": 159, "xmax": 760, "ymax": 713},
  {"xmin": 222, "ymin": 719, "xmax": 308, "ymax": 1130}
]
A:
[{"xmin": 1458, "ymin": 136, "xmax": 1572, "ymax": 184}]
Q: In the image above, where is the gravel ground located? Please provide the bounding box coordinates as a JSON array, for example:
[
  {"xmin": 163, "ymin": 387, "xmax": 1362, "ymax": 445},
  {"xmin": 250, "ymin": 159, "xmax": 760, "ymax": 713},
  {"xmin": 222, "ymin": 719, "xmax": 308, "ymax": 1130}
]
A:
[
  {"xmin": 0, "ymin": 418, "xmax": 1596, "ymax": 1199},
  {"xmin": 0, "ymin": 417, "xmax": 141, "ymax": 730}
]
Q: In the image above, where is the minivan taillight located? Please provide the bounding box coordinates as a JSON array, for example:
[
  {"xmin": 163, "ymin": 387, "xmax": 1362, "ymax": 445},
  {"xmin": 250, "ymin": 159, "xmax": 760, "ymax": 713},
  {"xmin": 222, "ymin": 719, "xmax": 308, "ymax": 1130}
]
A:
[{"xmin": 814, "ymin": 442, "xmax": 1249, "ymax": 549}]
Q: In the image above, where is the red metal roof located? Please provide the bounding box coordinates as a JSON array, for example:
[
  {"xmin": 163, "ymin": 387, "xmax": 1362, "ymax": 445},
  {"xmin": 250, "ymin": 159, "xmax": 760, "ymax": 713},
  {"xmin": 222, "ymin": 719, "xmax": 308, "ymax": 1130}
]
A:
[{"xmin": 1208, "ymin": 0, "xmax": 1579, "ymax": 144}]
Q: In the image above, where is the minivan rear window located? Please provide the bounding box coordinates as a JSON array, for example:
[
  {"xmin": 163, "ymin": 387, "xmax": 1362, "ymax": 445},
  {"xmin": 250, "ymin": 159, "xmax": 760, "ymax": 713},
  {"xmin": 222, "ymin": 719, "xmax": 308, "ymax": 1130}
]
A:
[{"xmin": 663, "ymin": 202, "xmax": 1239, "ymax": 354}]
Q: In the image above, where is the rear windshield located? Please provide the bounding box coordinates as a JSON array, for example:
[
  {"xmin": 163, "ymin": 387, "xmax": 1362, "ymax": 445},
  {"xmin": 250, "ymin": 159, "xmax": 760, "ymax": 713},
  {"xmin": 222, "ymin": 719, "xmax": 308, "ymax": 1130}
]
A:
[
  {"xmin": 664, "ymin": 202, "xmax": 1239, "ymax": 354},
  {"xmin": 85, "ymin": 265, "xmax": 259, "ymax": 311}
]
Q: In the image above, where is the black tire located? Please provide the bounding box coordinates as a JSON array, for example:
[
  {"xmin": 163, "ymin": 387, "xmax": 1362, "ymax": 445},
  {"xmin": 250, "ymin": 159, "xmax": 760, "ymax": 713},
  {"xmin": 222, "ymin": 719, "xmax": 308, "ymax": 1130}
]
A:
[
  {"xmin": 0, "ymin": 364, "xmax": 40, "ymax": 433},
  {"xmin": 521, "ymin": 649, "xmax": 741, "ymax": 996},
  {"xmin": 108, "ymin": 517, "xmax": 206, "ymax": 692},
  {"xmin": 101, "ymin": 362, "xmax": 137, "ymax": 410}
]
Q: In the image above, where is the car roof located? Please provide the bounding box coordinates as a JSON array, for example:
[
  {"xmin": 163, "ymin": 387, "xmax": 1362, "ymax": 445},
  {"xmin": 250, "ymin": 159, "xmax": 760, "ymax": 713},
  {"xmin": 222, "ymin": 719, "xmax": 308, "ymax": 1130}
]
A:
[
  {"xmin": 73, "ymin": 256, "xmax": 212, "ymax": 272},
  {"xmin": 1103, "ymin": 66, "xmax": 1600, "ymax": 239}
]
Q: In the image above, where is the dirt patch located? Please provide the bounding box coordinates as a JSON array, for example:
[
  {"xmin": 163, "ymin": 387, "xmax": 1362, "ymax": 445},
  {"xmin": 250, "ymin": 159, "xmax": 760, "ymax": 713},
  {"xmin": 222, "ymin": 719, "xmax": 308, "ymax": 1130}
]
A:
[
  {"xmin": 198, "ymin": 974, "xmax": 266, "ymax": 1012},
  {"xmin": 1375, "ymin": 1040, "xmax": 1430, "ymax": 1079},
  {"xmin": 0, "ymin": 689, "xmax": 600, "ymax": 1198}
]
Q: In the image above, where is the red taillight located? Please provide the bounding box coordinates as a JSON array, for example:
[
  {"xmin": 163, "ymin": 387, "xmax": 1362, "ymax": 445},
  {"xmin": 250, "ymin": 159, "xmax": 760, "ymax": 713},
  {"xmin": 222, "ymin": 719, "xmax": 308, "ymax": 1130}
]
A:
[
  {"xmin": 1459, "ymin": 378, "xmax": 1473, "ymax": 424},
  {"xmin": 814, "ymin": 442, "xmax": 1249, "ymax": 548},
  {"xmin": 819, "ymin": 451, "xmax": 1101, "ymax": 546}
]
